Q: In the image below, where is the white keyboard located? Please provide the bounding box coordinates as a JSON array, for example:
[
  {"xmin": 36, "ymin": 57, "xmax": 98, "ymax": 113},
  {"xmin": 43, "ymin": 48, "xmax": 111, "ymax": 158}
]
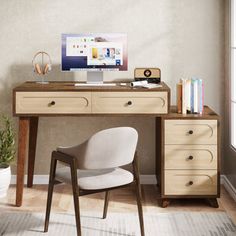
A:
[{"xmin": 74, "ymin": 83, "xmax": 117, "ymax": 87}]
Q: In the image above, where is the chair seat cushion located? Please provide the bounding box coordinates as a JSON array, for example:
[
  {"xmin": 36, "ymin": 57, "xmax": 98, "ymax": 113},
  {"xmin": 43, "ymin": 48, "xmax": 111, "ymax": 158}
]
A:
[{"xmin": 55, "ymin": 167, "xmax": 134, "ymax": 190}]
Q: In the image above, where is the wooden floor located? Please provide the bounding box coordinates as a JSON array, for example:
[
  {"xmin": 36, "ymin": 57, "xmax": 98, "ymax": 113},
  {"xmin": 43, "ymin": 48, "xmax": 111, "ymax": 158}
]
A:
[{"xmin": 0, "ymin": 184, "xmax": 236, "ymax": 224}]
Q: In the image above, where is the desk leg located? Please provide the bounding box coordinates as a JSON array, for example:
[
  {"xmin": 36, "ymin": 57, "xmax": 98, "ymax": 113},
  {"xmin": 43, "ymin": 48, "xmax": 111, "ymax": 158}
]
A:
[
  {"xmin": 27, "ymin": 117, "xmax": 38, "ymax": 188},
  {"xmin": 16, "ymin": 117, "xmax": 29, "ymax": 207}
]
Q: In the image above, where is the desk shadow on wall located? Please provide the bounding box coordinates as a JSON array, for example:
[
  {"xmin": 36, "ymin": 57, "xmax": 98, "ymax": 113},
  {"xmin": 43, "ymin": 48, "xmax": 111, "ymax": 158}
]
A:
[{"xmin": 36, "ymin": 115, "xmax": 156, "ymax": 175}]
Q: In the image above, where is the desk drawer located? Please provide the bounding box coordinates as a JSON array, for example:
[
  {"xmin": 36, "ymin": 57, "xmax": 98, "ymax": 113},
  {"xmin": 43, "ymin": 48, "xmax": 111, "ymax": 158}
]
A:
[
  {"xmin": 165, "ymin": 120, "xmax": 217, "ymax": 145},
  {"xmin": 15, "ymin": 92, "xmax": 91, "ymax": 114},
  {"xmin": 92, "ymin": 92, "xmax": 168, "ymax": 114},
  {"xmin": 164, "ymin": 170, "xmax": 217, "ymax": 195},
  {"xmin": 165, "ymin": 145, "xmax": 217, "ymax": 170}
]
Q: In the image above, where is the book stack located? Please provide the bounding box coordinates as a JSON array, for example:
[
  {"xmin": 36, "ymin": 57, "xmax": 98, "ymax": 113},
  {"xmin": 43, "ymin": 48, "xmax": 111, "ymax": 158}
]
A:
[{"xmin": 176, "ymin": 78, "xmax": 204, "ymax": 114}]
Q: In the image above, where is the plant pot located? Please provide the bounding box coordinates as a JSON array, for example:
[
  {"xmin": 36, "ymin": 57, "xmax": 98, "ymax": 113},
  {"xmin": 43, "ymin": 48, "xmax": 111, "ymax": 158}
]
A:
[{"xmin": 0, "ymin": 165, "xmax": 11, "ymax": 198}]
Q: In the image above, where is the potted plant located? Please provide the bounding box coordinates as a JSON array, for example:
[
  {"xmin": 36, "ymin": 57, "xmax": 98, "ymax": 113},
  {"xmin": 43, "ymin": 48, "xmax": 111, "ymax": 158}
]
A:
[{"xmin": 0, "ymin": 115, "xmax": 15, "ymax": 198}]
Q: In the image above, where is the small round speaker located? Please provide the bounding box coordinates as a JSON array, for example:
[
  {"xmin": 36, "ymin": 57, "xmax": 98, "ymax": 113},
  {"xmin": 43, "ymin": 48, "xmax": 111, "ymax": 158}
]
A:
[{"xmin": 144, "ymin": 69, "xmax": 152, "ymax": 77}]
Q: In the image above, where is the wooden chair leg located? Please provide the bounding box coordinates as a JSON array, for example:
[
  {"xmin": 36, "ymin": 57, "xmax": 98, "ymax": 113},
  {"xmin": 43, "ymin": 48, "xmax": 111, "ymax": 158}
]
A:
[
  {"xmin": 70, "ymin": 159, "xmax": 81, "ymax": 236},
  {"xmin": 44, "ymin": 179, "xmax": 55, "ymax": 232},
  {"xmin": 133, "ymin": 153, "xmax": 145, "ymax": 236},
  {"xmin": 135, "ymin": 182, "xmax": 145, "ymax": 236},
  {"xmin": 44, "ymin": 156, "xmax": 57, "ymax": 232},
  {"xmin": 103, "ymin": 191, "xmax": 110, "ymax": 219}
]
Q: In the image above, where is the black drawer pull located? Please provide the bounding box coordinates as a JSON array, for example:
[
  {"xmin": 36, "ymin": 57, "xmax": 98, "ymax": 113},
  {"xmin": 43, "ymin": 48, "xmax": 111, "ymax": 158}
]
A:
[
  {"xmin": 127, "ymin": 101, "xmax": 132, "ymax": 105},
  {"xmin": 188, "ymin": 155, "xmax": 194, "ymax": 160},
  {"xmin": 188, "ymin": 130, "xmax": 193, "ymax": 135},
  {"xmin": 188, "ymin": 181, "xmax": 193, "ymax": 186},
  {"xmin": 49, "ymin": 101, "xmax": 56, "ymax": 106}
]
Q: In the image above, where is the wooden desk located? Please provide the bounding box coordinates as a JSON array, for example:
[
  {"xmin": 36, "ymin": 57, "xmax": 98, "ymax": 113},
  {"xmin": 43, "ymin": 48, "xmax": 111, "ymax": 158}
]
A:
[
  {"xmin": 13, "ymin": 81, "xmax": 170, "ymax": 207},
  {"xmin": 12, "ymin": 81, "xmax": 220, "ymax": 208}
]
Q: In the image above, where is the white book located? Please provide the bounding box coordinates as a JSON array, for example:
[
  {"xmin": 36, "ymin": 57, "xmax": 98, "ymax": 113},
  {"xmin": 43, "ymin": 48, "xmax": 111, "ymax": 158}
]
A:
[
  {"xmin": 193, "ymin": 80, "xmax": 198, "ymax": 113},
  {"xmin": 181, "ymin": 79, "xmax": 186, "ymax": 114},
  {"xmin": 186, "ymin": 79, "xmax": 191, "ymax": 112}
]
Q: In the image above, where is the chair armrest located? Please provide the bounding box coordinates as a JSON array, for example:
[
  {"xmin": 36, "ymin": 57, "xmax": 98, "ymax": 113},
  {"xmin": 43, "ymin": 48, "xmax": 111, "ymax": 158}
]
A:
[{"xmin": 52, "ymin": 150, "xmax": 77, "ymax": 166}]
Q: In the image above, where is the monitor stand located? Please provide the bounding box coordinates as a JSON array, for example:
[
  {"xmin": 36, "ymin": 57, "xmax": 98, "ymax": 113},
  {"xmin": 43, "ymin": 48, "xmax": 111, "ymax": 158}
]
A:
[
  {"xmin": 87, "ymin": 71, "xmax": 103, "ymax": 84},
  {"xmin": 74, "ymin": 71, "xmax": 116, "ymax": 86}
]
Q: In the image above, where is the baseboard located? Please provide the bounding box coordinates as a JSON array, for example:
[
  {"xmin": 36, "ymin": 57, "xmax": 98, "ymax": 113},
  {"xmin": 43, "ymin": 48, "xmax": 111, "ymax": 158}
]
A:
[
  {"xmin": 11, "ymin": 174, "xmax": 157, "ymax": 185},
  {"xmin": 221, "ymin": 175, "xmax": 236, "ymax": 202},
  {"xmin": 140, "ymin": 175, "xmax": 157, "ymax": 184},
  {"xmin": 11, "ymin": 175, "xmax": 50, "ymax": 185},
  {"xmin": 10, "ymin": 174, "xmax": 236, "ymax": 202}
]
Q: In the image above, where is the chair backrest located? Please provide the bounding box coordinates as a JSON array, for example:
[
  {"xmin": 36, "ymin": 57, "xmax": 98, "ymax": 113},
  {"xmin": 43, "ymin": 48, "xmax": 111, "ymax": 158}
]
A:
[{"xmin": 57, "ymin": 127, "xmax": 138, "ymax": 169}]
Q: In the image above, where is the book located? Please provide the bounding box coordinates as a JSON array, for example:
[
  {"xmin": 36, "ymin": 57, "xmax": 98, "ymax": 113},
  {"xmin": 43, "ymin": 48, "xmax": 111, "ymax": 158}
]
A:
[
  {"xmin": 198, "ymin": 79, "xmax": 203, "ymax": 114},
  {"xmin": 185, "ymin": 79, "xmax": 191, "ymax": 113},
  {"xmin": 181, "ymin": 79, "xmax": 186, "ymax": 114},
  {"xmin": 193, "ymin": 79, "xmax": 198, "ymax": 113},
  {"xmin": 177, "ymin": 77, "xmax": 204, "ymax": 114},
  {"xmin": 176, "ymin": 82, "xmax": 182, "ymax": 114},
  {"xmin": 191, "ymin": 79, "xmax": 194, "ymax": 113},
  {"xmin": 202, "ymin": 80, "xmax": 204, "ymax": 113}
]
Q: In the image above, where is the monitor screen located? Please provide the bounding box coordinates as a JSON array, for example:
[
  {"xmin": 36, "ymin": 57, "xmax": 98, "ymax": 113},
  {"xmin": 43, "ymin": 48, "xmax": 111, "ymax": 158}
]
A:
[{"xmin": 61, "ymin": 33, "xmax": 128, "ymax": 71}]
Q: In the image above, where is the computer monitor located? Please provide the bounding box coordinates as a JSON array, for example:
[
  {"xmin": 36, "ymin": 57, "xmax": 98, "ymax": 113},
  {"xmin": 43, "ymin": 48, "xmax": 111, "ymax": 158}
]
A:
[{"xmin": 61, "ymin": 33, "xmax": 128, "ymax": 83}]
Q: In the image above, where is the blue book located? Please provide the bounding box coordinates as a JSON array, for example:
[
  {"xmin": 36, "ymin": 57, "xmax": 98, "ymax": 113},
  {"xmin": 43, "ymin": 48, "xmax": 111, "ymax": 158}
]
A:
[
  {"xmin": 198, "ymin": 79, "xmax": 203, "ymax": 114},
  {"xmin": 191, "ymin": 78, "xmax": 199, "ymax": 113},
  {"xmin": 191, "ymin": 78, "xmax": 194, "ymax": 113}
]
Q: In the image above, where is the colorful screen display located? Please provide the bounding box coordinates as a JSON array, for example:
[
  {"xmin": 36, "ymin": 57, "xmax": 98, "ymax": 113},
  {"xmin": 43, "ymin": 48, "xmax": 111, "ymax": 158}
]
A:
[{"xmin": 61, "ymin": 33, "xmax": 127, "ymax": 71}]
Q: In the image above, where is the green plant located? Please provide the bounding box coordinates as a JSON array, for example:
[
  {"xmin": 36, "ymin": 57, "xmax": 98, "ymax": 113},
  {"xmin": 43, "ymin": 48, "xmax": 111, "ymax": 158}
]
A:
[{"xmin": 0, "ymin": 115, "xmax": 15, "ymax": 168}]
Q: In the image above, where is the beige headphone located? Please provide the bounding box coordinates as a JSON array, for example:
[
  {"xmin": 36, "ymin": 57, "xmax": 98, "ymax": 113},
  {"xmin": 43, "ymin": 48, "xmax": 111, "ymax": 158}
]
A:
[{"xmin": 32, "ymin": 51, "xmax": 52, "ymax": 75}]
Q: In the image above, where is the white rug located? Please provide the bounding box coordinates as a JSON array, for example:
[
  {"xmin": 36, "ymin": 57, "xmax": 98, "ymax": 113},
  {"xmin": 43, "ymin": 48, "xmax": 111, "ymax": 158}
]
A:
[{"xmin": 0, "ymin": 212, "xmax": 235, "ymax": 236}]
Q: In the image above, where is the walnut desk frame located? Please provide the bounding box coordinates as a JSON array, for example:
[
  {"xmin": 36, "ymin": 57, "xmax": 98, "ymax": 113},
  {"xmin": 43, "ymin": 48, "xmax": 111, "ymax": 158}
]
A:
[{"xmin": 12, "ymin": 81, "xmax": 220, "ymax": 208}]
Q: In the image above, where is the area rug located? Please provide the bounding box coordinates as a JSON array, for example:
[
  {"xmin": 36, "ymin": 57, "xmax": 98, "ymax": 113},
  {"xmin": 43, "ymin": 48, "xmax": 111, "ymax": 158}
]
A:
[{"xmin": 0, "ymin": 212, "xmax": 235, "ymax": 236}]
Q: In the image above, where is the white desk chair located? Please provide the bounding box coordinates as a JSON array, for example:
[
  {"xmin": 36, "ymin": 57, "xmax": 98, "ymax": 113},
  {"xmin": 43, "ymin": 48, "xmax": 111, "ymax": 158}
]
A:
[{"xmin": 44, "ymin": 127, "xmax": 145, "ymax": 236}]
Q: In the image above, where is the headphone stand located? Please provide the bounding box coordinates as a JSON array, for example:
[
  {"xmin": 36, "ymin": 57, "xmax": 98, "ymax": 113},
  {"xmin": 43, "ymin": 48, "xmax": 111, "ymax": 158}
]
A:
[{"xmin": 36, "ymin": 76, "xmax": 49, "ymax": 84}]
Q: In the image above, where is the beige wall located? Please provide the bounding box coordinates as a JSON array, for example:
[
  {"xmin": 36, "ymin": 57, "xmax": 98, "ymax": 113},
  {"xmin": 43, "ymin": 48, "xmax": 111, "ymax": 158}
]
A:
[{"xmin": 0, "ymin": 0, "xmax": 225, "ymax": 175}]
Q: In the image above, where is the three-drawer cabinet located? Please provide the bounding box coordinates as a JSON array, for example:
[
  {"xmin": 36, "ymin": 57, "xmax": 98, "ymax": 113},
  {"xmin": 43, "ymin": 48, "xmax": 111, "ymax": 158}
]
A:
[{"xmin": 156, "ymin": 107, "xmax": 220, "ymax": 208}]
